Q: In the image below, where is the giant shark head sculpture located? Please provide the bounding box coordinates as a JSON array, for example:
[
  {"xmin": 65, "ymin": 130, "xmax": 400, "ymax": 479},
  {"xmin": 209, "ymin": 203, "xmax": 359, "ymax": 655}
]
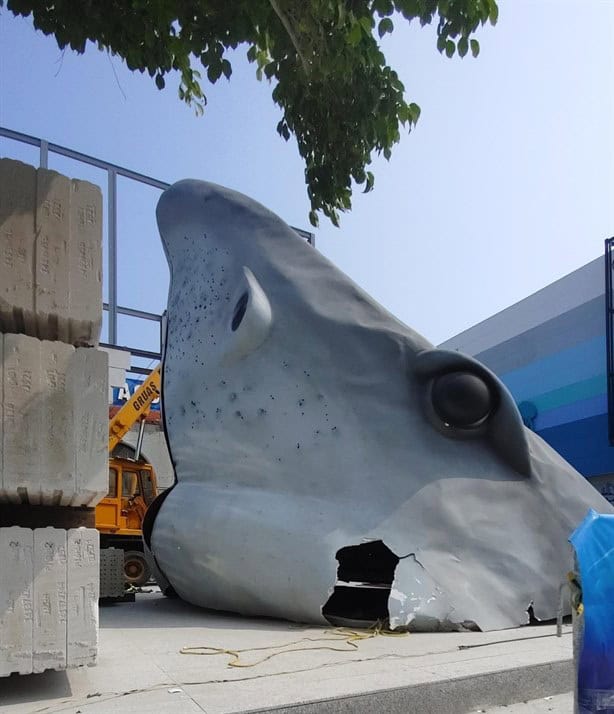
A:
[{"xmin": 146, "ymin": 179, "xmax": 612, "ymax": 631}]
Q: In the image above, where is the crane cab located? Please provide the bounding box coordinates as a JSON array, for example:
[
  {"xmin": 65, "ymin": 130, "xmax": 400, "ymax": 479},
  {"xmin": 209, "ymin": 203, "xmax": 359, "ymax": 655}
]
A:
[{"xmin": 96, "ymin": 458, "xmax": 159, "ymax": 586}]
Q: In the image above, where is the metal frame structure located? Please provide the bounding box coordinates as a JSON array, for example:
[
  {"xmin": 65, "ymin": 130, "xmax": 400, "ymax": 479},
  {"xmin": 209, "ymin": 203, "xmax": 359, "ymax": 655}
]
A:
[
  {"xmin": 605, "ymin": 237, "xmax": 614, "ymax": 444},
  {"xmin": 1, "ymin": 127, "xmax": 315, "ymax": 372}
]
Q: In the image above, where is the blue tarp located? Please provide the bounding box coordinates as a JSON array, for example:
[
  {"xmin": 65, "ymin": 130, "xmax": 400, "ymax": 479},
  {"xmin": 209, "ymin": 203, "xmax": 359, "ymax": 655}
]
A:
[{"xmin": 569, "ymin": 509, "xmax": 614, "ymax": 713}]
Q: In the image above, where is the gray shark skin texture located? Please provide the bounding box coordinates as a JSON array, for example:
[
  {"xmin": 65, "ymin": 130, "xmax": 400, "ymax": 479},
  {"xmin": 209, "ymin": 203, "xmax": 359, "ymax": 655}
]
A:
[{"xmin": 148, "ymin": 179, "xmax": 613, "ymax": 631}]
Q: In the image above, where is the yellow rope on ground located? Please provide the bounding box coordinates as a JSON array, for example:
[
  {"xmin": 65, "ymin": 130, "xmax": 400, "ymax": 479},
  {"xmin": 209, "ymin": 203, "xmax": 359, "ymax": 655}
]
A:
[{"xmin": 179, "ymin": 622, "xmax": 408, "ymax": 668}]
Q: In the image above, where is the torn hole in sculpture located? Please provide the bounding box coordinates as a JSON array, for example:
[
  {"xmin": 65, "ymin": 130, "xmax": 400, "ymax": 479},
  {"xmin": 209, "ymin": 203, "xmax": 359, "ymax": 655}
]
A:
[
  {"xmin": 322, "ymin": 540, "xmax": 398, "ymax": 628},
  {"xmin": 322, "ymin": 540, "xmax": 480, "ymax": 631}
]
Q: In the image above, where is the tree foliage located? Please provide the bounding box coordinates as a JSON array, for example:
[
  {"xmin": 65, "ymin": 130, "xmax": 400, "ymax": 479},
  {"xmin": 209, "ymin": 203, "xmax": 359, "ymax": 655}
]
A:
[{"xmin": 3, "ymin": 0, "xmax": 498, "ymax": 226}]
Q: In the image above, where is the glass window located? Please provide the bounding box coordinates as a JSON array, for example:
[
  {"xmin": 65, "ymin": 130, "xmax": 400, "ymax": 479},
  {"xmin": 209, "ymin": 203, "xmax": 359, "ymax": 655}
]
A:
[
  {"xmin": 140, "ymin": 470, "xmax": 156, "ymax": 506},
  {"xmin": 122, "ymin": 471, "xmax": 140, "ymax": 497},
  {"xmin": 107, "ymin": 468, "xmax": 118, "ymax": 498}
]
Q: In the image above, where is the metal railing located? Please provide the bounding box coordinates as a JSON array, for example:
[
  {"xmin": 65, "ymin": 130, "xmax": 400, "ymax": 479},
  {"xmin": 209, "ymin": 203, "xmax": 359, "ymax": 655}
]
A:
[{"xmin": 0, "ymin": 127, "xmax": 315, "ymax": 370}]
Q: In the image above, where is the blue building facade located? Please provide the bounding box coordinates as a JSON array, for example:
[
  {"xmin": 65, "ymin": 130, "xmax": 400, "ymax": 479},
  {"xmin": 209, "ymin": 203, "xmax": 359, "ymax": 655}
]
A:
[{"xmin": 439, "ymin": 257, "xmax": 614, "ymax": 503}]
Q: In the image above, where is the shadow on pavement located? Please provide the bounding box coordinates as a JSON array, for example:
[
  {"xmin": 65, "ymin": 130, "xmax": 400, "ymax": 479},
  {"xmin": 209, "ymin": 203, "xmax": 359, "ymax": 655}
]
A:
[{"xmin": 0, "ymin": 669, "xmax": 72, "ymax": 707}]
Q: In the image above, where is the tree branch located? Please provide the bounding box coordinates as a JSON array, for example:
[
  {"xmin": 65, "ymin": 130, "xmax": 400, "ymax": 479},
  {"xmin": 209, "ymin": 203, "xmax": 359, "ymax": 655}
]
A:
[{"xmin": 268, "ymin": 0, "xmax": 310, "ymax": 75}]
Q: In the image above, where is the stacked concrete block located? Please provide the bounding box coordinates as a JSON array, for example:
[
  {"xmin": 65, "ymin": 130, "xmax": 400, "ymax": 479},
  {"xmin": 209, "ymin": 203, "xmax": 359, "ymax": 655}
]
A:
[
  {"xmin": 0, "ymin": 526, "xmax": 99, "ymax": 676},
  {"xmin": 0, "ymin": 161, "xmax": 36, "ymax": 337},
  {"xmin": 0, "ymin": 158, "xmax": 102, "ymax": 345},
  {"xmin": 0, "ymin": 527, "xmax": 34, "ymax": 676},
  {"xmin": 0, "ymin": 333, "xmax": 108, "ymax": 506},
  {"xmin": 33, "ymin": 528, "xmax": 67, "ymax": 673},
  {"xmin": 1, "ymin": 159, "xmax": 107, "ymax": 675},
  {"xmin": 72, "ymin": 347, "xmax": 108, "ymax": 506},
  {"xmin": 66, "ymin": 528, "xmax": 99, "ymax": 667}
]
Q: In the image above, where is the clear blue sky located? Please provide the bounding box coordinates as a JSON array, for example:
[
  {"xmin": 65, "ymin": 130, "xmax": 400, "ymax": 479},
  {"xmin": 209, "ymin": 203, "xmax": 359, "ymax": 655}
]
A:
[{"xmin": 1, "ymin": 0, "xmax": 613, "ymax": 353}]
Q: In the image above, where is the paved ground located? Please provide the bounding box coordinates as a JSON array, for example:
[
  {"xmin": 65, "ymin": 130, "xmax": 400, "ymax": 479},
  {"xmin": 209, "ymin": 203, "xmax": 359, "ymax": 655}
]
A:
[
  {"xmin": 474, "ymin": 692, "xmax": 572, "ymax": 712},
  {"xmin": 0, "ymin": 591, "xmax": 574, "ymax": 714}
]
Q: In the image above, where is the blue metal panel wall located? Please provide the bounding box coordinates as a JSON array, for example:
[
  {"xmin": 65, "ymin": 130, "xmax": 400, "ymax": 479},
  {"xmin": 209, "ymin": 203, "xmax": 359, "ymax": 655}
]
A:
[
  {"xmin": 539, "ymin": 414, "xmax": 612, "ymax": 477},
  {"xmin": 471, "ymin": 294, "xmax": 614, "ymax": 478}
]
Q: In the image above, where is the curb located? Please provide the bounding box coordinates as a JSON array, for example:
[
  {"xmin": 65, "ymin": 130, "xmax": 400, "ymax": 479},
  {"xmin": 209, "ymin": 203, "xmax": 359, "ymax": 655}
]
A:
[{"xmin": 246, "ymin": 660, "xmax": 574, "ymax": 714}]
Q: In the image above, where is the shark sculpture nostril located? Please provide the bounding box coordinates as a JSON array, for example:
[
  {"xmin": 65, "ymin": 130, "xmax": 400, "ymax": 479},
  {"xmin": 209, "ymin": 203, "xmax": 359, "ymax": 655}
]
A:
[
  {"xmin": 231, "ymin": 292, "xmax": 249, "ymax": 332},
  {"xmin": 148, "ymin": 178, "xmax": 614, "ymax": 631}
]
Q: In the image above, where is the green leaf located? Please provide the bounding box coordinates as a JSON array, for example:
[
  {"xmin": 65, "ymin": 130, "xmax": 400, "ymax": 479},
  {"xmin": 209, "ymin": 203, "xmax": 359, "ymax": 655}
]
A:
[
  {"xmin": 489, "ymin": 1, "xmax": 499, "ymax": 25},
  {"xmin": 348, "ymin": 22, "xmax": 362, "ymax": 45},
  {"xmin": 409, "ymin": 102, "xmax": 421, "ymax": 122},
  {"xmin": 359, "ymin": 16, "xmax": 373, "ymax": 33},
  {"xmin": 374, "ymin": 0, "xmax": 394, "ymax": 16},
  {"xmin": 378, "ymin": 18, "xmax": 394, "ymax": 38},
  {"xmin": 207, "ymin": 62, "xmax": 222, "ymax": 83},
  {"xmin": 5, "ymin": 0, "xmax": 500, "ymax": 228}
]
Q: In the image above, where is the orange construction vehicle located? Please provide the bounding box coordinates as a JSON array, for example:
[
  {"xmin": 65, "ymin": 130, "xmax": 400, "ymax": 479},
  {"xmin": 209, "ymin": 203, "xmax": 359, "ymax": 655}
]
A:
[{"xmin": 96, "ymin": 366, "xmax": 161, "ymax": 586}]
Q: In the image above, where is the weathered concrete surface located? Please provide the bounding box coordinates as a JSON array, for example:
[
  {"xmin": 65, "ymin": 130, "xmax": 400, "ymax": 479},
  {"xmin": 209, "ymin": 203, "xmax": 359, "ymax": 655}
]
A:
[
  {"xmin": 0, "ymin": 333, "xmax": 108, "ymax": 506},
  {"xmin": 0, "ymin": 158, "xmax": 102, "ymax": 345},
  {"xmin": 66, "ymin": 528, "xmax": 99, "ymax": 668},
  {"xmin": 33, "ymin": 528, "xmax": 67, "ymax": 673},
  {"xmin": 479, "ymin": 693, "xmax": 572, "ymax": 713},
  {"xmin": 0, "ymin": 527, "xmax": 34, "ymax": 677},
  {"xmin": 0, "ymin": 160, "xmax": 36, "ymax": 337},
  {"xmin": 0, "ymin": 592, "xmax": 575, "ymax": 713},
  {"xmin": 0, "ymin": 527, "xmax": 98, "ymax": 677}
]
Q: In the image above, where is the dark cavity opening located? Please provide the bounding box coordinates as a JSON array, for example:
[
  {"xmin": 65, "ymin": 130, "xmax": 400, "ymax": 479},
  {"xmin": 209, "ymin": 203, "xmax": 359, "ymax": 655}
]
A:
[
  {"xmin": 231, "ymin": 292, "xmax": 249, "ymax": 332},
  {"xmin": 322, "ymin": 540, "xmax": 399, "ymax": 628}
]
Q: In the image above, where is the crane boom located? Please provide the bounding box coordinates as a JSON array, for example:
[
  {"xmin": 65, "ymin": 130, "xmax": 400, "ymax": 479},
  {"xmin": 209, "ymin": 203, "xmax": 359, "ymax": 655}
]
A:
[{"xmin": 109, "ymin": 365, "xmax": 161, "ymax": 453}]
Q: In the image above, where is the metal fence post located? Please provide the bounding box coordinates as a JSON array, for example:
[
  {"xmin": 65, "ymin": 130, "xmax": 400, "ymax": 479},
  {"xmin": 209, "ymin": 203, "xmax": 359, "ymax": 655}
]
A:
[
  {"xmin": 39, "ymin": 140, "xmax": 48, "ymax": 169},
  {"xmin": 108, "ymin": 168, "xmax": 118, "ymax": 345}
]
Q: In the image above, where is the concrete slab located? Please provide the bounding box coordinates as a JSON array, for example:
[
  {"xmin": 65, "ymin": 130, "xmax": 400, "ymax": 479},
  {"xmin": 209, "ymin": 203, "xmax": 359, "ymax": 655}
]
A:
[
  {"xmin": 1, "ymin": 527, "xmax": 99, "ymax": 678},
  {"xmin": 0, "ymin": 527, "xmax": 34, "ymax": 676},
  {"xmin": 1, "ymin": 333, "xmax": 43, "ymax": 504},
  {"xmin": 68, "ymin": 177, "xmax": 102, "ymax": 346},
  {"xmin": 66, "ymin": 528, "xmax": 99, "ymax": 668},
  {"xmin": 0, "ymin": 160, "xmax": 36, "ymax": 336},
  {"xmin": 0, "ymin": 592, "xmax": 575, "ymax": 713},
  {"xmin": 40, "ymin": 339, "xmax": 75, "ymax": 506},
  {"xmin": 35, "ymin": 168, "xmax": 70, "ymax": 342},
  {"xmin": 0, "ymin": 334, "xmax": 108, "ymax": 506},
  {"xmin": 71, "ymin": 346, "xmax": 108, "ymax": 507},
  {"xmin": 0, "ymin": 158, "xmax": 102, "ymax": 346},
  {"xmin": 33, "ymin": 528, "xmax": 67, "ymax": 673}
]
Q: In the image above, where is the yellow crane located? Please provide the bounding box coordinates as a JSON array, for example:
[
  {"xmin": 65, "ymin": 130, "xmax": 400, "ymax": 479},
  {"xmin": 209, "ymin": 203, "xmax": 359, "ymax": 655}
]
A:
[{"xmin": 96, "ymin": 365, "xmax": 162, "ymax": 586}]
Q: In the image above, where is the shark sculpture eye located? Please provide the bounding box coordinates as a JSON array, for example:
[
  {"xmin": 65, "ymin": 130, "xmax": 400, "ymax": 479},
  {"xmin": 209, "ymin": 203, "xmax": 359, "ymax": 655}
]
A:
[
  {"xmin": 431, "ymin": 371, "xmax": 493, "ymax": 428},
  {"xmin": 414, "ymin": 349, "xmax": 531, "ymax": 475}
]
